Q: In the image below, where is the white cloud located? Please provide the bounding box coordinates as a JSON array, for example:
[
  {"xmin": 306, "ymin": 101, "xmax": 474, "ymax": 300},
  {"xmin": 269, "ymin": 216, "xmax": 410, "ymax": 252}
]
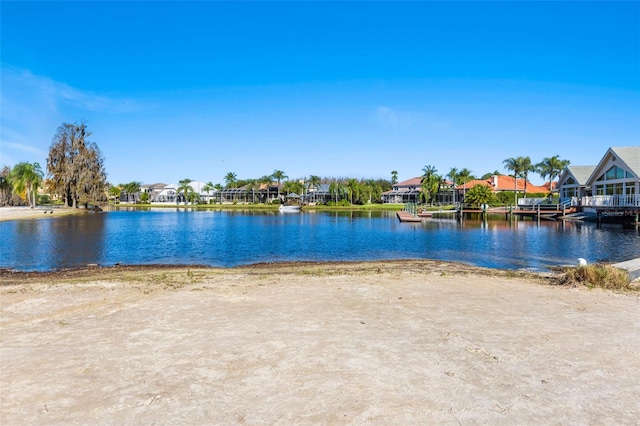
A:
[
  {"xmin": 375, "ymin": 106, "xmax": 446, "ymax": 131},
  {"xmin": 0, "ymin": 65, "xmax": 147, "ymax": 166},
  {"xmin": 0, "ymin": 140, "xmax": 47, "ymax": 156},
  {"xmin": 376, "ymin": 106, "xmax": 400, "ymax": 129}
]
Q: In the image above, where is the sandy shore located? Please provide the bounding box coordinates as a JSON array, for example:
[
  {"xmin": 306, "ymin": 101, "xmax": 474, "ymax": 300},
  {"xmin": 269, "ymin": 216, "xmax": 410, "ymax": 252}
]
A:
[
  {"xmin": 0, "ymin": 206, "xmax": 82, "ymax": 222},
  {"xmin": 1, "ymin": 261, "xmax": 638, "ymax": 424}
]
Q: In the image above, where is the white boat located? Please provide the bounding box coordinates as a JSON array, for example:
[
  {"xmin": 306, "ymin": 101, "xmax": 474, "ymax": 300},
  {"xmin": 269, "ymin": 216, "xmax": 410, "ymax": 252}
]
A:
[{"xmin": 278, "ymin": 205, "xmax": 301, "ymax": 212}]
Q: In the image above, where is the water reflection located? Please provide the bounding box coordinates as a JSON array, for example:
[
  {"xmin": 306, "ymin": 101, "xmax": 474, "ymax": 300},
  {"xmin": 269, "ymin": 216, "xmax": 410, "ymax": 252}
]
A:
[{"xmin": 1, "ymin": 209, "xmax": 638, "ymax": 272}]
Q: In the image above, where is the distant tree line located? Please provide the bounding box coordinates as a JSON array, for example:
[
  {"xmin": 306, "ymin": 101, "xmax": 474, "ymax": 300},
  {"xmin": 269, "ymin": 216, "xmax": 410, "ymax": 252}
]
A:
[{"xmin": 2, "ymin": 119, "xmax": 569, "ymax": 209}]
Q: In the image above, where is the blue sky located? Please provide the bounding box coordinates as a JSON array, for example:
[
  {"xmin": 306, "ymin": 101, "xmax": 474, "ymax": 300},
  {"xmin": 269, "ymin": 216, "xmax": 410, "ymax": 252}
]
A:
[{"xmin": 1, "ymin": 1, "xmax": 638, "ymax": 186}]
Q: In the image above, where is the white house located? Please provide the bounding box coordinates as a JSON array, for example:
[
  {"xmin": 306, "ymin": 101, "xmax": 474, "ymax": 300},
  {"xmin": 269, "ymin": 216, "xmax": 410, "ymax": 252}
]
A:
[
  {"xmin": 154, "ymin": 181, "xmax": 216, "ymax": 204},
  {"xmin": 558, "ymin": 146, "xmax": 640, "ymax": 210},
  {"xmin": 587, "ymin": 147, "xmax": 639, "ymax": 196},
  {"xmin": 557, "ymin": 166, "xmax": 595, "ymax": 202}
]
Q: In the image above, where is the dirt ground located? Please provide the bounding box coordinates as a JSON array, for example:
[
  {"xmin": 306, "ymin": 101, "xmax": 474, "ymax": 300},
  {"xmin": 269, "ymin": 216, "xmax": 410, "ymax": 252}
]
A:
[{"xmin": 1, "ymin": 261, "xmax": 639, "ymax": 425}]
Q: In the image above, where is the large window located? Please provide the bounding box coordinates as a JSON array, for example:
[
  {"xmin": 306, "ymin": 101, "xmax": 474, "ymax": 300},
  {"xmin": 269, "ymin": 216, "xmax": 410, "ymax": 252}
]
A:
[{"xmin": 597, "ymin": 166, "xmax": 634, "ymax": 181}]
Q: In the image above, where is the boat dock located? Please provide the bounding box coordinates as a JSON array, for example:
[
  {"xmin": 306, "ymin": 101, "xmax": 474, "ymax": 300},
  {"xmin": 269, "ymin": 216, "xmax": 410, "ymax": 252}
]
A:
[
  {"xmin": 613, "ymin": 258, "xmax": 640, "ymax": 282},
  {"xmin": 397, "ymin": 210, "xmax": 422, "ymax": 222}
]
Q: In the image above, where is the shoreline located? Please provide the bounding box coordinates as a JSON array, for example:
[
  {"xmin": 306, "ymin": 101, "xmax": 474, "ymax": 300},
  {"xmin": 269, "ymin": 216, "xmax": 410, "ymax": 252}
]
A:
[
  {"xmin": 0, "ymin": 259, "xmax": 558, "ymax": 285},
  {"xmin": 0, "ymin": 206, "xmax": 85, "ymax": 222},
  {"xmin": 2, "ymin": 259, "xmax": 638, "ymax": 423}
]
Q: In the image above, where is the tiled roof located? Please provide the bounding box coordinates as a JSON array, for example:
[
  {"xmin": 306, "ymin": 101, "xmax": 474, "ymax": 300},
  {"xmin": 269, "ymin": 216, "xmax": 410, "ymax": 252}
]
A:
[
  {"xmin": 458, "ymin": 175, "xmax": 549, "ymax": 193},
  {"xmin": 394, "ymin": 177, "xmax": 423, "ymax": 187}
]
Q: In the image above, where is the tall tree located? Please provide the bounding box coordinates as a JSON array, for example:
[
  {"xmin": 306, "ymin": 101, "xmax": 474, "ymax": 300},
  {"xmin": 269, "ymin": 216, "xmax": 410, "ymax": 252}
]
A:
[
  {"xmin": 245, "ymin": 179, "xmax": 259, "ymax": 203},
  {"xmin": 107, "ymin": 183, "xmax": 122, "ymax": 204},
  {"xmin": 224, "ymin": 172, "xmax": 237, "ymax": 188},
  {"xmin": 258, "ymin": 175, "xmax": 273, "ymax": 203},
  {"xmin": 47, "ymin": 122, "xmax": 107, "ymax": 208},
  {"xmin": 9, "ymin": 162, "xmax": 44, "ymax": 208},
  {"xmin": 503, "ymin": 157, "xmax": 524, "ymax": 205},
  {"xmin": 0, "ymin": 168, "xmax": 11, "ymax": 206},
  {"xmin": 420, "ymin": 165, "xmax": 440, "ymax": 204},
  {"xmin": 536, "ymin": 156, "xmax": 570, "ymax": 193},
  {"xmin": 347, "ymin": 178, "xmax": 362, "ymax": 205},
  {"xmin": 458, "ymin": 168, "xmax": 474, "ymax": 184},
  {"xmin": 177, "ymin": 178, "xmax": 194, "ymax": 204},
  {"xmin": 447, "ymin": 168, "xmax": 459, "ymax": 185},
  {"xmin": 520, "ymin": 156, "xmax": 534, "ymax": 198},
  {"xmin": 308, "ymin": 175, "xmax": 321, "ymax": 203},
  {"xmin": 202, "ymin": 181, "xmax": 215, "ymax": 203},
  {"xmin": 122, "ymin": 181, "xmax": 141, "ymax": 203},
  {"xmin": 391, "ymin": 170, "xmax": 398, "ymax": 185},
  {"xmin": 272, "ymin": 170, "xmax": 287, "ymax": 200}
]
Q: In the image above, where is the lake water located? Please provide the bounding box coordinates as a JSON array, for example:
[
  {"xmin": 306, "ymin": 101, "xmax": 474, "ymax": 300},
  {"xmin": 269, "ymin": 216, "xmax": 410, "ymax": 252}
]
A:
[{"xmin": 2, "ymin": 209, "xmax": 639, "ymax": 272}]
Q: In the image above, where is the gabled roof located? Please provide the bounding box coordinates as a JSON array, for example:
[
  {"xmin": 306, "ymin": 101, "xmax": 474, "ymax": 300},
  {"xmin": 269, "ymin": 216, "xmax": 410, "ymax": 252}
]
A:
[
  {"xmin": 586, "ymin": 146, "xmax": 640, "ymax": 185},
  {"xmin": 559, "ymin": 166, "xmax": 595, "ymax": 186},
  {"xmin": 611, "ymin": 146, "xmax": 640, "ymax": 177}
]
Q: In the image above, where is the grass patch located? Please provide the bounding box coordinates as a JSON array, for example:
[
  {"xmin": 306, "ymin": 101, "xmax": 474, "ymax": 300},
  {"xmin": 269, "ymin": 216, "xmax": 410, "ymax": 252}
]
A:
[{"xmin": 558, "ymin": 264, "xmax": 632, "ymax": 290}]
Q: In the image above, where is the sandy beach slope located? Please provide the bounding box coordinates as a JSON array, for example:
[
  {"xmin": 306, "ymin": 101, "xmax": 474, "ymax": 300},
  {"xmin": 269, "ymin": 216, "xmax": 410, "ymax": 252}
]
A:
[
  {"xmin": 1, "ymin": 261, "xmax": 638, "ymax": 424},
  {"xmin": 0, "ymin": 207, "xmax": 81, "ymax": 222}
]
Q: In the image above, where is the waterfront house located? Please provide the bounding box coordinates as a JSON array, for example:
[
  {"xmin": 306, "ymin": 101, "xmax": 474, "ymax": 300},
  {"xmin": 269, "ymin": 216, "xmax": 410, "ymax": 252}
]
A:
[
  {"xmin": 141, "ymin": 183, "xmax": 167, "ymax": 203},
  {"xmin": 382, "ymin": 177, "xmax": 456, "ymax": 204},
  {"xmin": 581, "ymin": 147, "xmax": 640, "ymax": 209},
  {"xmin": 154, "ymin": 181, "xmax": 212, "ymax": 204},
  {"xmin": 381, "ymin": 177, "xmax": 423, "ymax": 204},
  {"xmin": 557, "ymin": 166, "xmax": 595, "ymax": 204},
  {"xmin": 456, "ymin": 175, "xmax": 548, "ymax": 201}
]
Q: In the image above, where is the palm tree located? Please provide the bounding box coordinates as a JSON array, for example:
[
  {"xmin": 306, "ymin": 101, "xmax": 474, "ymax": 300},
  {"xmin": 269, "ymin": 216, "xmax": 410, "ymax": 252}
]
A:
[
  {"xmin": 308, "ymin": 175, "xmax": 321, "ymax": 203},
  {"xmin": 503, "ymin": 157, "xmax": 524, "ymax": 205},
  {"xmin": 347, "ymin": 178, "xmax": 362, "ymax": 205},
  {"xmin": 447, "ymin": 168, "xmax": 459, "ymax": 184},
  {"xmin": 391, "ymin": 170, "xmax": 398, "ymax": 185},
  {"xmin": 447, "ymin": 168, "xmax": 459, "ymax": 203},
  {"xmin": 243, "ymin": 179, "xmax": 258, "ymax": 203},
  {"xmin": 9, "ymin": 162, "xmax": 44, "ymax": 208},
  {"xmin": 202, "ymin": 181, "xmax": 215, "ymax": 204},
  {"xmin": 258, "ymin": 175, "xmax": 273, "ymax": 203},
  {"xmin": 329, "ymin": 181, "xmax": 341, "ymax": 204},
  {"xmin": 108, "ymin": 184, "xmax": 122, "ymax": 204},
  {"xmin": 536, "ymin": 156, "xmax": 570, "ymax": 194},
  {"xmin": 122, "ymin": 181, "xmax": 141, "ymax": 203},
  {"xmin": 520, "ymin": 156, "xmax": 534, "ymax": 199},
  {"xmin": 271, "ymin": 170, "xmax": 287, "ymax": 201},
  {"xmin": 224, "ymin": 172, "xmax": 237, "ymax": 188},
  {"xmin": 422, "ymin": 165, "xmax": 437, "ymax": 179},
  {"xmin": 465, "ymin": 184, "xmax": 494, "ymax": 208},
  {"xmin": 420, "ymin": 165, "xmax": 440, "ymax": 204},
  {"xmin": 177, "ymin": 178, "xmax": 194, "ymax": 204}
]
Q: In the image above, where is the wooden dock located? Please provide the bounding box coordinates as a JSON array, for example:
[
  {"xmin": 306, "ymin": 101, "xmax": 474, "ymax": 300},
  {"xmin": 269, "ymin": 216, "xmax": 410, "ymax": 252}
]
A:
[{"xmin": 397, "ymin": 211, "xmax": 422, "ymax": 222}]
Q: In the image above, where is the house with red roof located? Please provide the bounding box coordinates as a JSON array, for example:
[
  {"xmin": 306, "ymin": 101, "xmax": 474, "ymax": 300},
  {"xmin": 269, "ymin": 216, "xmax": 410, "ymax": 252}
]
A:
[{"xmin": 456, "ymin": 175, "xmax": 549, "ymax": 199}]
